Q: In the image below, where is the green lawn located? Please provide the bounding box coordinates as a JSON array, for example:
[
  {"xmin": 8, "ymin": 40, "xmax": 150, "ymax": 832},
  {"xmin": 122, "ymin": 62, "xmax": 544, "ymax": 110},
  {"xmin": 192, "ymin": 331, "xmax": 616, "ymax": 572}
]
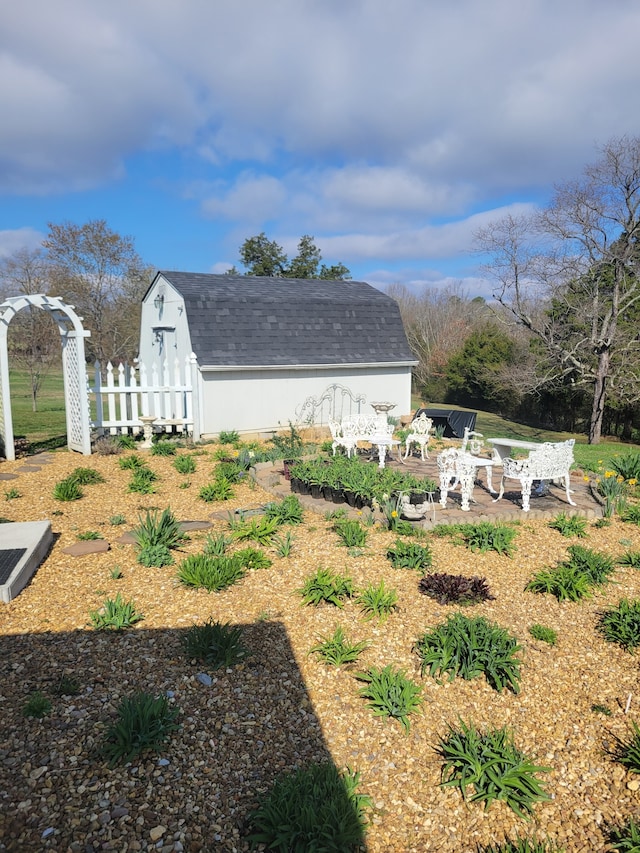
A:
[
  {"xmin": 411, "ymin": 398, "xmax": 640, "ymax": 472},
  {"xmin": 8, "ymin": 367, "xmax": 67, "ymax": 446}
]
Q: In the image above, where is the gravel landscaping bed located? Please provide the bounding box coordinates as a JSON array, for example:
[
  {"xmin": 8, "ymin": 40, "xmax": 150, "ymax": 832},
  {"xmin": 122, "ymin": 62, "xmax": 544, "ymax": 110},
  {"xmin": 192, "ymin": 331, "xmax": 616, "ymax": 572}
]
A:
[{"xmin": 1, "ymin": 446, "xmax": 640, "ymax": 852}]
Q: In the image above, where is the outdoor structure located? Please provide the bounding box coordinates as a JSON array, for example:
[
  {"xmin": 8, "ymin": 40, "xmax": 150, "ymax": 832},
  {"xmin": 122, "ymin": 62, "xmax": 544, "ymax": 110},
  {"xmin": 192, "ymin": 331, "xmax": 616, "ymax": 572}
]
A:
[
  {"xmin": 137, "ymin": 271, "xmax": 416, "ymax": 437},
  {"xmin": 0, "ymin": 294, "xmax": 92, "ymax": 460}
]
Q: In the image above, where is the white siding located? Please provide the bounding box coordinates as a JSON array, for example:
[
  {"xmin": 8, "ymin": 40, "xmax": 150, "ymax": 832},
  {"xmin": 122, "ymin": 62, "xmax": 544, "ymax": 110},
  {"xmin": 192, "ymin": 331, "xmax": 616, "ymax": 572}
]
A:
[
  {"xmin": 199, "ymin": 365, "xmax": 412, "ymax": 436},
  {"xmin": 138, "ymin": 276, "xmax": 193, "ymax": 369}
]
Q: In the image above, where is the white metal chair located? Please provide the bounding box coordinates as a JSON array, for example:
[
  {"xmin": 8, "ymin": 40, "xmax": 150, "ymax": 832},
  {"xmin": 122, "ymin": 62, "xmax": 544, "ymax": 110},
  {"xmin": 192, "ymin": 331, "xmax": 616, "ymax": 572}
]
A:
[
  {"xmin": 437, "ymin": 447, "xmax": 495, "ymax": 512},
  {"xmin": 403, "ymin": 414, "xmax": 433, "ymax": 461}
]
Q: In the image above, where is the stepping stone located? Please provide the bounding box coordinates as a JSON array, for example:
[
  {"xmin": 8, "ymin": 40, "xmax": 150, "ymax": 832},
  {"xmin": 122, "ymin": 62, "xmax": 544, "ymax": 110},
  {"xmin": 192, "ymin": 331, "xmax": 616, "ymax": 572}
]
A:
[
  {"xmin": 0, "ymin": 474, "xmax": 18, "ymax": 481},
  {"xmin": 62, "ymin": 540, "xmax": 110, "ymax": 556},
  {"xmin": 179, "ymin": 520, "xmax": 212, "ymax": 531},
  {"xmin": 16, "ymin": 465, "xmax": 41, "ymax": 473},
  {"xmin": 115, "ymin": 532, "xmax": 137, "ymax": 545}
]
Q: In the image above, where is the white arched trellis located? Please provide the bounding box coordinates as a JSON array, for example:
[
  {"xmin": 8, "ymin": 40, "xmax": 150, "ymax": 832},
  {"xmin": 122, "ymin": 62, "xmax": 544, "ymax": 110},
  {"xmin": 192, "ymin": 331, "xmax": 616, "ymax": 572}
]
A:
[{"xmin": 0, "ymin": 294, "xmax": 92, "ymax": 460}]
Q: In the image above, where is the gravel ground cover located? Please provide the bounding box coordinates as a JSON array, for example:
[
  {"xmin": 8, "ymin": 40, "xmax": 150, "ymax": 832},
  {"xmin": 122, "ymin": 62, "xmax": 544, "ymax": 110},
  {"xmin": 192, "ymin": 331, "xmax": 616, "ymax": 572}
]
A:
[{"xmin": 1, "ymin": 445, "xmax": 640, "ymax": 852}]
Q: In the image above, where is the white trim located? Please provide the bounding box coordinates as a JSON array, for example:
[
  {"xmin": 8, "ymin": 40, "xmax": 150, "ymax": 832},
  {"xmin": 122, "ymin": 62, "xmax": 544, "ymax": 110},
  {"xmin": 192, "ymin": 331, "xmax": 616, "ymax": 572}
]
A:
[{"xmin": 200, "ymin": 360, "xmax": 418, "ymax": 372}]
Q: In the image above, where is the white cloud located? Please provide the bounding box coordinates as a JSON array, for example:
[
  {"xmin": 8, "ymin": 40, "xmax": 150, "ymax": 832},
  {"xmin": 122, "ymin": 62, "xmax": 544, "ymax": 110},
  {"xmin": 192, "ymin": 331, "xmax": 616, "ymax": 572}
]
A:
[{"xmin": 0, "ymin": 228, "xmax": 43, "ymax": 258}]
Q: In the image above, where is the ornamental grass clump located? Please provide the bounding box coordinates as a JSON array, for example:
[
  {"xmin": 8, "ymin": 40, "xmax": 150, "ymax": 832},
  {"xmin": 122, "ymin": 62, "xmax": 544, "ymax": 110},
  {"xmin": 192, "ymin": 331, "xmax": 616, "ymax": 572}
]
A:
[
  {"xmin": 355, "ymin": 665, "xmax": 423, "ymax": 733},
  {"xmin": 173, "ymin": 454, "xmax": 196, "ymax": 475},
  {"xmin": 525, "ymin": 544, "xmax": 615, "ymax": 602},
  {"xmin": 69, "ymin": 466, "xmax": 105, "ymax": 485},
  {"xmin": 309, "ymin": 625, "xmax": 369, "ymax": 666},
  {"xmin": 528, "ymin": 624, "xmax": 558, "ymax": 646},
  {"xmin": 333, "ymin": 518, "xmax": 368, "ymax": 548},
  {"xmin": 264, "ymin": 494, "xmax": 304, "ymax": 525},
  {"xmin": 132, "ymin": 507, "xmax": 185, "ymax": 567},
  {"xmin": 150, "ymin": 439, "xmax": 176, "ymax": 456},
  {"xmin": 618, "ymin": 550, "xmax": 640, "ymax": 568},
  {"xmin": 53, "ymin": 477, "xmax": 84, "ymax": 502},
  {"xmin": 597, "ymin": 599, "xmax": 640, "ymax": 652},
  {"xmin": 386, "ymin": 538, "xmax": 432, "ymax": 572},
  {"xmin": 233, "ymin": 546, "xmax": 272, "ymax": 571},
  {"xmin": 298, "ymin": 568, "xmax": 355, "ymax": 608},
  {"xmin": 548, "ymin": 512, "xmax": 588, "ymax": 538},
  {"xmin": 247, "ymin": 762, "xmax": 370, "ymax": 852},
  {"xmin": 608, "ymin": 816, "xmax": 640, "ymax": 851},
  {"xmin": 128, "ymin": 466, "xmax": 159, "ymax": 494},
  {"xmin": 89, "ymin": 593, "xmax": 144, "ymax": 630},
  {"xmin": 23, "ymin": 691, "xmax": 52, "ymax": 718},
  {"xmin": 100, "ymin": 691, "xmax": 180, "ymax": 767},
  {"xmin": 230, "ymin": 515, "xmax": 280, "ymax": 545},
  {"xmin": 437, "ymin": 720, "xmax": 550, "ymax": 819},
  {"xmin": 613, "ymin": 720, "xmax": 640, "ymax": 774},
  {"xmin": 199, "ymin": 476, "xmax": 235, "ymax": 502},
  {"xmin": 177, "ymin": 553, "xmax": 246, "ymax": 592},
  {"xmin": 182, "ymin": 619, "xmax": 249, "ymax": 668},
  {"xmin": 418, "ymin": 572, "xmax": 495, "ymax": 606},
  {"xmin": 356, "ymin": 580, "xmax": 399, "ymax": 623},
  {"xmin": 415, "ymin": 613, "xmax": 522, "ymax": 693},
  {"xmin": 478, "ymin": 839, "xmax": 563, "ymax": 853}
]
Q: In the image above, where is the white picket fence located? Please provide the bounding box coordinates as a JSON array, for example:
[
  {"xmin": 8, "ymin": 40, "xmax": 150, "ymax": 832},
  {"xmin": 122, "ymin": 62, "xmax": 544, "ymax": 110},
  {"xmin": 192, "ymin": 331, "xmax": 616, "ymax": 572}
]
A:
[{"xmin": 89, "ymin": 355, "xmax": 200, "ymax": 438}]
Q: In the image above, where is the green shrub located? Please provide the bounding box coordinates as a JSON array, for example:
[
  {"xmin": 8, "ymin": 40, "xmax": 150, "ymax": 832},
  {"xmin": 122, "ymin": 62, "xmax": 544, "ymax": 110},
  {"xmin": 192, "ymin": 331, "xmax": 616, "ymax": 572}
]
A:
[
  {"xmin": 100, "ymin": 692, "xmax": 180, "ymax": 767},
  {"xmin": 309, "ymin": 625, "xmax": 369, "ymax": 666},
  {"xmin": 77, "ymin": 530, "xmax": 103, "ymax": 541},
  {"xmin": 415, "ymin": 613, "xmax": 522, "ymax": 693},
  {"xmin": 214, "ymin": 460, "xmax": 245, "ymax": 483},
  {"xmin": 199, "ymin": 477, "xmax": 235, "ymax": 502},
  {"xmin": 298, "ymin": 568, "xmax": 355, "ymax": 607},
  {"xmin": 89, "ymin": 593, "xmax": 144, "ymax": 630},
  {"xmin": 23, "ymin": 691, "xmax": 52, "ymax": 718},
  {"xmin": 333, "ymin": 518, "xmax": 368, "ymax": 548},
  {"xmin": 150, "ymin": 440, "xmax": 177, "ymax": 456},
  {"xmin": 356, "ymin": 665, "xmax": 423, "ymax": 733},
  {"xmin": 218, "ymin": 430, "xmax": 240, "ymax": 445},
  {"xmin": 177, "ymin": 553, "xmax": 246, "ymax": 592},
  {"xmin": 548, "ymin": 513, "xmax": 587, "ymax": 538},
  {"xmin": 418, "ymin": 573, "xmax": 494, "ymax": 606},
  {"xmin": 137, "ymin": 544, "xmax": 174, "ymax": 567},
  {"xmin": 53, "ymin": 477, "xmax": 84, "ymax": 501},
  {"xmin": 608, "ymin": 816, "xmax": 640, "ymax": 851},
  {"xmin": 247, "ymin": 762, "xmax": 370, "ymax": 851},
  {"xmin": 597, "ymin": 599, "xmax": 640, "ymax": 652},
  {"xmin": 528, "ymin": 624, "xmax": 557, "ymax": 646},
  {"xmin": 458, "ymin": 522, "xmax": 517, "ymax": 555},
  {"xmin": 264, "ymin": 495, "xmax": 304, "ymax": 525},
  {"xmin": 357, "ymin": 580, "xmax": 398, "ymax": 623},
  {"xmin": 386, "ymin": 538, "xmax": 432, "ymax": 572},
  {"xmin": 182, "ymin": 619, "xmax": 249, "ymax": 668},
  {"xmin": 69, "ymin": 466, "xmax": 105, "ymax": 485},
  {"xmin": 437, "ymin": 720, "xmax": 550, "ymax": 818},
  {"xmin": 173, "ymin": 454, "xmax": 196, "ymax": 475}
]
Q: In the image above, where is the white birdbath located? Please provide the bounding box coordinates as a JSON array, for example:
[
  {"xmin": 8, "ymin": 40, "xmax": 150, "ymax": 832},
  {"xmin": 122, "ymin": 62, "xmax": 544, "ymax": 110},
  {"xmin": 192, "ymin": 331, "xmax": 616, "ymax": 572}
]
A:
[{"xmin": 139, "ymin": 416, "xmax": 157, "ymax": 449}]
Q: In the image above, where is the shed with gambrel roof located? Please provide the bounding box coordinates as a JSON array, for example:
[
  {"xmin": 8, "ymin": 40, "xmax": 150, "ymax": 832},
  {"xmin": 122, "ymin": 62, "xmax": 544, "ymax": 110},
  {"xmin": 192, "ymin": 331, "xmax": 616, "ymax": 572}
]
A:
[{"xmin": 138, "ymin": 271, "xmax": 416, "ymax": 437}]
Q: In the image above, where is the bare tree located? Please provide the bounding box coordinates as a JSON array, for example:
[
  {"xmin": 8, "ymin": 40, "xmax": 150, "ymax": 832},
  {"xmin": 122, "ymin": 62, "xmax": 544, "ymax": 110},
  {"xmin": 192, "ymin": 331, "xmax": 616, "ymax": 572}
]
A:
[
  {"xmin": 476, "ymin": 136, "xmax": 640, "ymax": 443},
  {"xmin": 388, "ymin": 283, "xmax": 491, "ymax": 400},
  {"xmin": 0, "ymin": 247, "xmax": 58, "ymax": 411},
  {"xmin": 44, "ymin": 219, "xmax": 150, "ymax": 364}
]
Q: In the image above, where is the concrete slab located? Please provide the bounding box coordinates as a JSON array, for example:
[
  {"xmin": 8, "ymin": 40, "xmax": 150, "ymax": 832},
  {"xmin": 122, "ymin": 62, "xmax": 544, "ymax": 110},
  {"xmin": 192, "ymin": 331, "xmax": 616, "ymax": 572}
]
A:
[{"xmin": 0, "ymin": 521, "xmax": 53, "ymax": 603}]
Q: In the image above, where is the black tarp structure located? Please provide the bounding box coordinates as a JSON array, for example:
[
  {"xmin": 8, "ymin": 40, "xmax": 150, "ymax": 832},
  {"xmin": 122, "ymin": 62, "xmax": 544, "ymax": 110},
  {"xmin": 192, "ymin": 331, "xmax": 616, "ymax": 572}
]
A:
[{"xmin": 414, "ymin": 408, "xmax": 477, "ymax": 439}]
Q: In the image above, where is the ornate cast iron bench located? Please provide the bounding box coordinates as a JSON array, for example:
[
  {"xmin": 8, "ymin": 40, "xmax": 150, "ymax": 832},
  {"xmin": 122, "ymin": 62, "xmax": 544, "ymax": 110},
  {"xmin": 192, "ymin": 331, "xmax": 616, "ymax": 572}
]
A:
[
  {"xmin": 328, "ymin": 414, "xmax": 400, "ymax": 468},
  {"xmin": 403, "ymin": 414, "xmax": 433, "ymax": 461},
  {"xmin": 492, "ymin": 439, "xmax": 576, "ymax": 512}
]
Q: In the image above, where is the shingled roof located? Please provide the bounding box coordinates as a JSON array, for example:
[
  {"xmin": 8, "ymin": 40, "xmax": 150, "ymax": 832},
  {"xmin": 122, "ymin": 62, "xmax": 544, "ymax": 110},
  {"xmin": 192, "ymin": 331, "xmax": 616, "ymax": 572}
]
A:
[{"xmin": 154, "ymin": 271, "xmax": 416, "ymax": 368}]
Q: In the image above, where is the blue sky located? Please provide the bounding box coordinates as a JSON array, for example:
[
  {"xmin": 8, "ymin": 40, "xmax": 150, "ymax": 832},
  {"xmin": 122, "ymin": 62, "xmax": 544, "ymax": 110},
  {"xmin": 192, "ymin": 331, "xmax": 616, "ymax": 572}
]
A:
[{"xmin": 1, "ymin": 0, "xmax": 640, "ymax": 298}]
